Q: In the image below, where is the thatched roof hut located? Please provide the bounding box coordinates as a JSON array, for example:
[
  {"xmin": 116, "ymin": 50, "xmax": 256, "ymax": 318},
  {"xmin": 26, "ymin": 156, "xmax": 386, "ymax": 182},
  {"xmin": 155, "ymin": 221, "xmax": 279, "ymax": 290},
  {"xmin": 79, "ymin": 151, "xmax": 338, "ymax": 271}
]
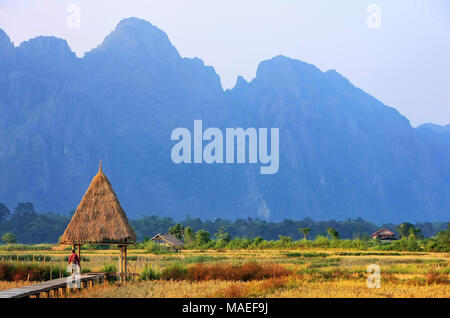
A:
[
  {"xmin": 151, "ymin": 233, "xmax": 184, "ymax": 249},
  {"xmin": 61, "ymin": 162, "xmax": 136, "ymax": 245}
]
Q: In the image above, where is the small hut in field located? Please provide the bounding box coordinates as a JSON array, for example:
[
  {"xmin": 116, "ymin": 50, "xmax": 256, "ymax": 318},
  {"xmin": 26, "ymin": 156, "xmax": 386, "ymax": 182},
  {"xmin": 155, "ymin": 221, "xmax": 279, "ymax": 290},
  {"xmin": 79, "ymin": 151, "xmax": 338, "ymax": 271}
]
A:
[
  {"xmin": 370, "ymin": 228, "xmax": 396, "ymax": 241},
  {"xmin": 151, "ymin": 233, "xmax": 184, "ymax": 252},
  {"xmin": 60, "ymin": 161, "xmax": 136, "ymax": 278}
]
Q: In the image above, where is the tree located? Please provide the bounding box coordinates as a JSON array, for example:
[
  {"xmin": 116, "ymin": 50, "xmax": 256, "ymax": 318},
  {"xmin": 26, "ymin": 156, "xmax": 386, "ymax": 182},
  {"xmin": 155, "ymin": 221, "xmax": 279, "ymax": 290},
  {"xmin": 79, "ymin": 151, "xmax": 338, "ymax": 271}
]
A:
[
  {"xmin": 327, "ymin": 227, "xmax": 340, "ymax": 240},
  {"xmin": 13, "ymin": 202, "xmax": 36, "ymax": 216},
  {"xmin": 214, "ymin": 226, "xmax": 231, "ymax": 243},
  {"xmin": 397, "ymin": 223, "xmax": 422, "ymax": 239},
  {"xmin": 184, "ymin": 226, "xmax": 195, "ymax": 245},
  {"xmin": 0, "ymin": 203, "xmax": 10, "ymax": 223},
  {"xmin": 253, "ymin": 237, "xmax": 264, "ymax": 245},
  {"xmin": 1, "ymin": 232, "xmax": 17, "ymax": 244},
  {"xmin": 195, "ymin": 230, "xmax": 211, "ymax": 246},
  {"xmin": 299, "ymin": 227, "xmax": 310, "ymax": 240},
  {"xmin": 169, "ymin": 224, "xmax": 184, "ymax": 239},
  {"xmin": 436, "ymin": 223, "xmax": 450, "ymax": 247},
  {"xmin": 278, "ymin": 235, "xmax": 292, "ymax": 244}
]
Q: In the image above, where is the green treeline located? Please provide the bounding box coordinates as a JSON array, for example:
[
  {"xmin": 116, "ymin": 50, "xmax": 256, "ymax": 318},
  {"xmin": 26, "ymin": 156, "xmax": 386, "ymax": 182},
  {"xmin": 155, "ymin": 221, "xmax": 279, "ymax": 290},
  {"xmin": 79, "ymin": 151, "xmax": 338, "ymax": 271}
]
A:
[
  {"xmin": 0, "ymin": 202, "xmax": 69, "ymax": 244},
  {"xmin": 132, "ymin": 215, "xmax": 447, "ymax": 242},
  {"xmin": 153, "ymin": 223, "xmax": 450, "ymax": 252},
  {"xmin": 0, "ymin": 202, "xmax": 448, "ymax": 251}
]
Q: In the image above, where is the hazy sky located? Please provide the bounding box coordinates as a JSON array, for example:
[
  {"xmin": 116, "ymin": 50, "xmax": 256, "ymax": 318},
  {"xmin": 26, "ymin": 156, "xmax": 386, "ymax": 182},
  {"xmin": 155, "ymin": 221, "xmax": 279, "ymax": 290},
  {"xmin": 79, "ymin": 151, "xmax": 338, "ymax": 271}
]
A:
[{"xmin": 0, "ymin": 0, "xmax": 449, "ymax": 126}]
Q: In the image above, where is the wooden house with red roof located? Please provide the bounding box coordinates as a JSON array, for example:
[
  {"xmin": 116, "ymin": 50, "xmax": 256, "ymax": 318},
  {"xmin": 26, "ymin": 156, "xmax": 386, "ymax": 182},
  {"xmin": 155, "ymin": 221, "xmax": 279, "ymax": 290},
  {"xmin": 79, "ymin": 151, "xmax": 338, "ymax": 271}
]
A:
[{"xmin": 370, "ymin": 228, "xmax": 396, "ymax": 241}]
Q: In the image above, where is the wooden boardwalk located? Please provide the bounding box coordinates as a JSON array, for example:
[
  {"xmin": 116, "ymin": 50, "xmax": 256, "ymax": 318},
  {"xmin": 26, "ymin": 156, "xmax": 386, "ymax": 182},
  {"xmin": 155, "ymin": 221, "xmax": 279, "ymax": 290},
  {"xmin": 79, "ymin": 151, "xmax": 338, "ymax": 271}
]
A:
[{"xmin": 0, "ymin": 273, "xmax": 106, "ymax": 298}]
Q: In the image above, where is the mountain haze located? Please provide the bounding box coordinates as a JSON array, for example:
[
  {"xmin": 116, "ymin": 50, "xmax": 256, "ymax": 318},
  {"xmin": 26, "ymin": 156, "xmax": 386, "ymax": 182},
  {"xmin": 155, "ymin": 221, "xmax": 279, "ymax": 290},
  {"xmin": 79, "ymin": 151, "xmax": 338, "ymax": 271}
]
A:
[{"xmin": 0, "ymin": 18, "xmax": 448, "ymax": 223}]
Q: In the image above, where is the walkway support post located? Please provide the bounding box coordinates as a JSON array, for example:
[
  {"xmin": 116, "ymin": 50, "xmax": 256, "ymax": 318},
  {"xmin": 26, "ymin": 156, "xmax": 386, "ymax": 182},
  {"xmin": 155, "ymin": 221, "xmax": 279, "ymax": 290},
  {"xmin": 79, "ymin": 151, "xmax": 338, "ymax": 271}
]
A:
[
  {"xmin": 118, "ymin": 245, "xmax": 123, "ymax": 282},
  {"xmin": 123, "ymin": 245, "xmax": 127, "ymax": 281}
]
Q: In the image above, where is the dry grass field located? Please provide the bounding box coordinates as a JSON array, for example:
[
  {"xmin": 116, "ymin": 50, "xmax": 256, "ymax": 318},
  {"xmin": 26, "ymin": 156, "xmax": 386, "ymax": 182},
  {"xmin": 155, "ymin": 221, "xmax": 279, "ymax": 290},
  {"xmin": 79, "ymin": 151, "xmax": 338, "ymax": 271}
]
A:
[{"xmin": 1, "ymin": 248, "xmax": 449, "ymax": 298}]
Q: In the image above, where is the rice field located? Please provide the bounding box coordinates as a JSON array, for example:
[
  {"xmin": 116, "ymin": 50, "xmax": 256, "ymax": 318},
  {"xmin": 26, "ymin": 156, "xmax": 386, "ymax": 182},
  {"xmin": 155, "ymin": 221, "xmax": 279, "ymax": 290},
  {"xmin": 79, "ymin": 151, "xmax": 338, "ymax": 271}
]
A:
[{"xmin": 0, "ymin": 248, "xmax": 448, "ymax": 298}]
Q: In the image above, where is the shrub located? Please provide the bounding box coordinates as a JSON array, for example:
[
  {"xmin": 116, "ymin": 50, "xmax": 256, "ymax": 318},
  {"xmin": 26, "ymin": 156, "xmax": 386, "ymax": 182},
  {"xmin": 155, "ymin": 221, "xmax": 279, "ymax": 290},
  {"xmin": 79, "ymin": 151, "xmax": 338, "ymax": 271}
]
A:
[
  {"xmin": 426, "ymin": 271, "xmax": 449, "ymax": 285},
  {"xmin": 259, "ymin": 277, "xmax": 288, "ymax": 293},
  {"xmin": 221, "ymin": 283, "xmax": 249, "ymax": 298},
  {"xmin": 100, "ymin": 264, "xmax": 117, "ymax": 273},
  {"xmin": 238, "ymin": 262, "xmax": 265, "ymax": 281},
  {"xmin": 140, "ymin": 266, "xmax": 161, "ymax": 280},
  {"xmin": 161, "ymin": 263, "xmax": 189, "ymax": 280},
  {"xmin": 187, "ymin": 262, "xmax": 290, "ymax": 282},
  {"xmin": 314, "ymin": 235, "xmax": 330, "ymax": 248},
  {"xmin": 0, "ymin": 261, "xmax": 68, "ymax": 281}
]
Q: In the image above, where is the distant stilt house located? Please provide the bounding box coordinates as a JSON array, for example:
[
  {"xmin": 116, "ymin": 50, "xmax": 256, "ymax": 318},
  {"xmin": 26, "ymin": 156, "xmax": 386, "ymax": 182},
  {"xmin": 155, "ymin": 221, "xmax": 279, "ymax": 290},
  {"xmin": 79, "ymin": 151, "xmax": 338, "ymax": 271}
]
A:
[
  {"xmin": 151, "ymin": 233, "xmax": 184, "ymax": 252},
  {"xmin": 370, "ymin": 228, "xmax": 396, "ymax": 241},
  {"xmin": 60, "ymin": 161, "xmax": 136, "ymax": 280}
]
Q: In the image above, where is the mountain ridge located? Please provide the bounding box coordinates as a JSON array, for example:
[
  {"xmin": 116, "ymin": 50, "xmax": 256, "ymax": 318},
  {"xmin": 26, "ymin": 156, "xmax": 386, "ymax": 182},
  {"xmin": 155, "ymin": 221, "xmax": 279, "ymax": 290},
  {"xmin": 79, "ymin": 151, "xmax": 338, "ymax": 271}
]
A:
[{"xmin": 0, "ymin": 18, "xmax": 449, "ymax": 222}]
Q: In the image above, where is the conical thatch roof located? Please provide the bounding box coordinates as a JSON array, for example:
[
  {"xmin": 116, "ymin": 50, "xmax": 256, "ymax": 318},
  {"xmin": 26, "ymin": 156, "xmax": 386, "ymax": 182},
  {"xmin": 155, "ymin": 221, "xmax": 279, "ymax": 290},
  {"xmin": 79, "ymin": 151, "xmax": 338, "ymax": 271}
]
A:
[{"xmin": 61, "ymin": 162, "xmax": 136, "ymax": 245}]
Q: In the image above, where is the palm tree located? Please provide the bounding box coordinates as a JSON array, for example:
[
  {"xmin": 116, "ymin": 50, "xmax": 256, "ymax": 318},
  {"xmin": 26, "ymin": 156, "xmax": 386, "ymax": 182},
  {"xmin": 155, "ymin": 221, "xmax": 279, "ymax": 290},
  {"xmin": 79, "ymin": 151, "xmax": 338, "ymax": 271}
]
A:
[{"xmin": 299, "ymin": 227, "xmax": 311, "ymax": 240}]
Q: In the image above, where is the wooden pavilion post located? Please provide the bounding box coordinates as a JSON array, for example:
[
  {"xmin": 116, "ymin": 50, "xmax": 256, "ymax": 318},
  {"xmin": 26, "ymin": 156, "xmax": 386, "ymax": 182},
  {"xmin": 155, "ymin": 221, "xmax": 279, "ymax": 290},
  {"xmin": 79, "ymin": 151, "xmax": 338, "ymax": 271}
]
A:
[
  {"xmin": 118, "ymin": 245, "xmax": 122, "ymax": 282},
  {"xmin": 116, "ymin": 245, "xmax": 128, "ymax": 282},
  {"xmin": 123, "ymin": 245, "xmax": 127, "ymax": 280},
  {"xmin": 118, "ymin": 245, "xmax": 128, "ymax": 282}
]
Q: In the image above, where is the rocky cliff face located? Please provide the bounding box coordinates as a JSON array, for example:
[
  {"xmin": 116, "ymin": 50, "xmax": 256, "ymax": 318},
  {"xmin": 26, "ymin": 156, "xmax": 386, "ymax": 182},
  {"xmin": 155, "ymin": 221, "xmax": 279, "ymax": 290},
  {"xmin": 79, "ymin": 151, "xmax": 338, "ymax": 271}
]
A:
[{"xmin": 0, "ymin": 18, "xmax": 448, "ymax": 222}]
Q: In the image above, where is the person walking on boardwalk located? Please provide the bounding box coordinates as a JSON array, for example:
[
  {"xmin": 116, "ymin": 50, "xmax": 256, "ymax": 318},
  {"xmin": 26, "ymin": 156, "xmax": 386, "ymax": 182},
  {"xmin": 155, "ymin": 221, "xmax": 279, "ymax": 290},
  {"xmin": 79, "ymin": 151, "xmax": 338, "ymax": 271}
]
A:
[{"xmin": 68, "ymin": 249, "xmax": 81, "ymax": 272}]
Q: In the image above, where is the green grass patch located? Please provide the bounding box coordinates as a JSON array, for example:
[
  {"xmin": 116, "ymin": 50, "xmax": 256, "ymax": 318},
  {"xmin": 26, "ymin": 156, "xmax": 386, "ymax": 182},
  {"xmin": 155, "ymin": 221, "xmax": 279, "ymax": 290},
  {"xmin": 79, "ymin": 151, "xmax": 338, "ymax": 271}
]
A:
[
  {"xmin": 183, "ymin": 255, "xmax": 227, "ymax": 264},
  {"xmin": 306, "ymin": 258, "xmax": 340, "ymax": 268},
  {"xmin": 140, "ymin": 266, "xmax": 161, "ymax": 280},
  {"xmin": 0, "ymin": 244, "xmax": 53, "ymax": 251},
  {"xmin": 285, "ymin": 252, "xmax": 328, "ymax": 258}
]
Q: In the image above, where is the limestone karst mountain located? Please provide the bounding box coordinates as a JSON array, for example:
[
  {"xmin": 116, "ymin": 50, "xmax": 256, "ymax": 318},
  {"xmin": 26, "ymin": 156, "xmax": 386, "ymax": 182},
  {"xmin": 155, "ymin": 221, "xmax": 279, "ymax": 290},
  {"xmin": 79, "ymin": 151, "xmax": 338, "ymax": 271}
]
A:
[{"xmin": 0, "ymin": 18, "xmax": 449, "ymax": 222}]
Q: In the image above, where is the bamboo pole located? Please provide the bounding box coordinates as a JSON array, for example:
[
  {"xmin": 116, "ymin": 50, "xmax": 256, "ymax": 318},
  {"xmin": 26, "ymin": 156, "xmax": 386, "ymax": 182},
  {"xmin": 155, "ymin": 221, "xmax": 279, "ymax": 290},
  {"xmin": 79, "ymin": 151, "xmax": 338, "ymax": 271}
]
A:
[
  {"xmin": 123, "ymin": 247, "xmax": 126, "ymax": 281},
  {"xmin": 118, "ymin": 245, "xmax": 122, "ymax": 282}
]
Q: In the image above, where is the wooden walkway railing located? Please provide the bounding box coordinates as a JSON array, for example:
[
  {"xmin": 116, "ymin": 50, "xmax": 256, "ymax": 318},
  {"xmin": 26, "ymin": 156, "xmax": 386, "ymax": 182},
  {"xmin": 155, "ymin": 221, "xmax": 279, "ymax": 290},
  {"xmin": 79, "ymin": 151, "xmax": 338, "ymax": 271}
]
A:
[{"xmin": 0, "ymin": 273, "xmax": 106, "ymax": 298}]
